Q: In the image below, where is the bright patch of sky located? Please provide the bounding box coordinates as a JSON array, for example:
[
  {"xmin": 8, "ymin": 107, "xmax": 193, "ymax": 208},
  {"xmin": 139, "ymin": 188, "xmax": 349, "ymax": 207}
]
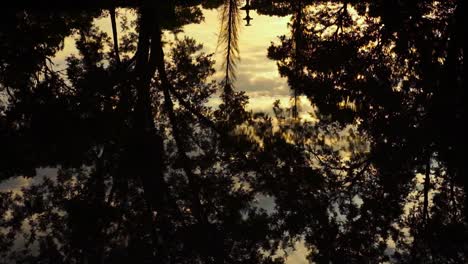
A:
[{"xmin": 50, "ymin": 7, "xmax": 299, "ymax": 114}]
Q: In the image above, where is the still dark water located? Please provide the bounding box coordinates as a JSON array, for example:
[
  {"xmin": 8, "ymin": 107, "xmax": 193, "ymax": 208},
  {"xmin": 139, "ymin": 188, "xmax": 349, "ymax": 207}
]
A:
[{"xmin": 0, "ymin": 1, "xmax": 466, "ymax": 263}]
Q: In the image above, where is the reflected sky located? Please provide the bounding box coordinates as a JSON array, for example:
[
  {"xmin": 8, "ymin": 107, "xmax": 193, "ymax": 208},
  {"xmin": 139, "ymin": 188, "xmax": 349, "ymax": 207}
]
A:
[
  {"xmin": 0, "ymin": 9, "xmax": 308, "ymax": 263},
  {"xmin": 52, "ymin": 8, "xmax": 297, "ymax": 113}
]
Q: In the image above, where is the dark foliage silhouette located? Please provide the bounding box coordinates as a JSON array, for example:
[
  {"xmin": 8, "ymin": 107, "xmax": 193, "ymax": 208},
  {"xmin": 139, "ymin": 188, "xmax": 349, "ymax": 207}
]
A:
[{"xmin": 0, "ymin": 0, "xmax": 466, "ymax": 263}]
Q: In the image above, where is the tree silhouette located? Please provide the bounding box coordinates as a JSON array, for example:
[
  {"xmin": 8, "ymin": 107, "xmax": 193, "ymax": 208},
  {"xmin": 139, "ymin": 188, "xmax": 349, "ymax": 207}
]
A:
[
  {"xmin": 0, "ymin": 2, "xmax": 279, "ymax": 263},
  {"xmin": 264, "ymin": 0, "xmax": 467, "ymax": 262},
  {"xmin": 1, "ymin": 1, "xmax": 466, "ymax": 263}
]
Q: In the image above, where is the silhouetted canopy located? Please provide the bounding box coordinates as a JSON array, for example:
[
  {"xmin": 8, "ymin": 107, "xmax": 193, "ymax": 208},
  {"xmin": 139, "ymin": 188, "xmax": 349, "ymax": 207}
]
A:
[{"xmin": 0, "ymin": 0, "xmax": 466, "ymax": 263}]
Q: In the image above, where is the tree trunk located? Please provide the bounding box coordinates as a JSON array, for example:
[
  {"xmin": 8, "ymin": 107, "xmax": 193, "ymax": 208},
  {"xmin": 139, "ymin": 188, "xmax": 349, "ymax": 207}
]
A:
[{"xmin": 110, "ymin": 7, "xmax": 121, "ymax": 64}]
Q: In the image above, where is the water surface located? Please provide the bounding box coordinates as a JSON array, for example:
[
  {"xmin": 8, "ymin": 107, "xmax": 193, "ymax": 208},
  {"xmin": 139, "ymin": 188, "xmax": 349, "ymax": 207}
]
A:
[{"xmin": 0, "ymin": 1, "xmax": 466, "ymax": 263}]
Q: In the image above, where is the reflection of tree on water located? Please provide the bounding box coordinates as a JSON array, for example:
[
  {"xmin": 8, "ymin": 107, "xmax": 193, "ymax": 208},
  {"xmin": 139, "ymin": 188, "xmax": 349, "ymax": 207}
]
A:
[
  {"xmin": 266, "ymin": 0, "xmax": 467, "ymax": 262},
  {"xmin": 216, "ymin": 0, "xmax": 250, "ymax": 130},
  {"xmin": 0, "ymin": 2, "xmax": 274, "ymax": 263},
  {"xmin": 240, "ymin": 0, "xmax": 253, "ymax": 26},
  {"xmin": 218, "ymin": 0, "xmax": 240, "ymax": 93},
  {"xmin": 0, "ymin": 0, "xmax": 467, "ymax": 263}
]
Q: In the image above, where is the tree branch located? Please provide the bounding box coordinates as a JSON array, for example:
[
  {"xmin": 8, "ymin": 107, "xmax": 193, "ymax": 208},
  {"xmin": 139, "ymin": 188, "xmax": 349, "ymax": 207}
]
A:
[{"xmin": 110, "ymin": 7, "xmax": 121, "ymax": 64}]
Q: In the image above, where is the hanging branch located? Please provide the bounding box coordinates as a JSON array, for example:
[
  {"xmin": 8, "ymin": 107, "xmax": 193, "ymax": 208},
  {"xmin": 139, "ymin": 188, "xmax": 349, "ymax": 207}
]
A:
[
  {"xmin": 110, "ymin": 7, "xmax": 121, "ymax": 64},
  {"xmin": 217, "ymin": 0, "xmax": 241, "ymax": 93}
]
